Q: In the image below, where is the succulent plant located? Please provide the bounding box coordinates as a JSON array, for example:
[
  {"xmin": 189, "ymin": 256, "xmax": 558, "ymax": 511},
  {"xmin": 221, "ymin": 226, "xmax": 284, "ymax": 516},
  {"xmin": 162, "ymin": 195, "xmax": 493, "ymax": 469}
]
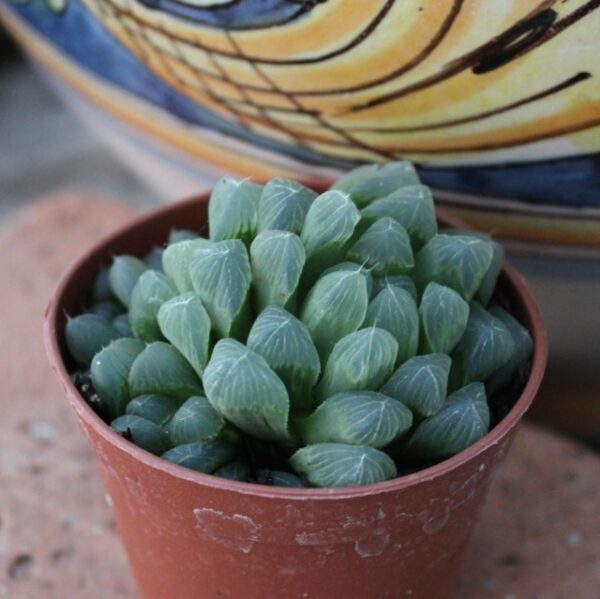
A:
[{"xmin": 66, "ymin": 161, "xmax": 533, "ymax": 488}]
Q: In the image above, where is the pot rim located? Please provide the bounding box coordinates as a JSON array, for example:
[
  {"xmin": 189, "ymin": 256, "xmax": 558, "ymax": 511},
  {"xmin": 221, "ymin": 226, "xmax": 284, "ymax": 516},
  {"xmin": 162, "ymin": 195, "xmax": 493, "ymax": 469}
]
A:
[{"xmin": 44, "ymin": 192, "xmax": 548, "ymax": 500}]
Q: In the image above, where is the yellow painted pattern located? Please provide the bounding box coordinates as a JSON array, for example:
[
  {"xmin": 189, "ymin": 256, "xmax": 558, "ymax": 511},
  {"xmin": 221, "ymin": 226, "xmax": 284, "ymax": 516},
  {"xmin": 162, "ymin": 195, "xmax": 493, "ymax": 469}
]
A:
[{"xmin": 76, "ymin": 0, "xmax": 600, "ymax": 165}]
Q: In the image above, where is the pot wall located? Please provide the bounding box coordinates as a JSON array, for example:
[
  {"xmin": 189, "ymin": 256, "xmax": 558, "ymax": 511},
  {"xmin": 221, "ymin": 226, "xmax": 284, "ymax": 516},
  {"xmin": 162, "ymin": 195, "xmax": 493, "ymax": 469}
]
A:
[{"xmin": 44, "ymin": 193, "xmax": 547, "ymax": 599}]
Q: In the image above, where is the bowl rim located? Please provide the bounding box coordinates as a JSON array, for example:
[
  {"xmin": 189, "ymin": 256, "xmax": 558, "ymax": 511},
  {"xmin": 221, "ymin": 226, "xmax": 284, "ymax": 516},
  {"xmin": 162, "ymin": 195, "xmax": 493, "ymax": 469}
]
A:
[{"xmin": 43, "ymin": 191, "xmax": 548, "ymax": 500}]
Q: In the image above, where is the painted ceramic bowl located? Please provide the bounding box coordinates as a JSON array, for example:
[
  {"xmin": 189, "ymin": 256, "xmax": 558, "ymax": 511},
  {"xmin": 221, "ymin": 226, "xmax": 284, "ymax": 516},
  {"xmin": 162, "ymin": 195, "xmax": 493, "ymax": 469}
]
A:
[{"xmin": 1, "ymin": 0, "xmax": 599, "ymax": 246}]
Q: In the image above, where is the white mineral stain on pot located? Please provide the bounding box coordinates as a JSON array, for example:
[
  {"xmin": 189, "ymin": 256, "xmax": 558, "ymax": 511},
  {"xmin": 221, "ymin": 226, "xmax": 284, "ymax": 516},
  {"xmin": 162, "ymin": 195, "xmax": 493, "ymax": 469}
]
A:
[
  {"xmin": 354, "ymin": 527, "xmax": 390, "ymax": 558},
  {"xmin": 422, "ymin": 504, "xmax": 451, "ymax": 535},
  {"xmin": 193, "ymin": 508, "xmax": 261, "ymax": 553}
]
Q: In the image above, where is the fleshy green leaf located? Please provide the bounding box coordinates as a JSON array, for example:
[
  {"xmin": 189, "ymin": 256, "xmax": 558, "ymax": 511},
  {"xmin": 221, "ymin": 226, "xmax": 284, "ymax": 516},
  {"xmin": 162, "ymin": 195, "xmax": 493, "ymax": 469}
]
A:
[
  {"xmin": 347, "ymin": 217, "xmax": 414, "ymax": 276},
  {"xmin": 331, "ymin": 164, "xmax": 379, "ymax": 197},
  {"xmin": 300, "ymin": 269, "xmax": 369, "ymax": 359},
  {"xmin": 413, "ymin": 235, "xmax": 494, "ymax": 300},
  {"xmin": 169, "ymin": 228, "xmax": 198, "ymax": 244},
  {"xmin": 300, "ymin": 190, "xmax": 361, "ymax": 279},
  {"xmin": 126, "ymin": 394, "xmax": 182, "ymax": 426},
  {"xmin": 363, "ymin": 286, "xmax": 419, "ymax": 366},
  {"xmin": 332, "ymin": 162, "xmax": 420, "ymax": 208},
  {"xmin": 407, "ymin": 382, "xmax": 490, "ymax": 460},
  {"xmin": 487, "ymin": 306, "xmax": 533, "ymax": 394},
  {"xmin": 361, "ymin": 185, "xmax": 437, "ymax": 249},
  {"xmin": 296, "ymin": 391, "xmax": 412, "ymax": 448},
  {"xmin": 161, "ymin": 440, "xmax": 237, "ymax": 473},
  {"xmin": 316, "ymin": 327, "xmax": 398, "ymax": 401},
  {"xmin": 419, "ymin": 282, "xmax": 469, "ymax": 354},
  {"xmin": 214, "ymin": 461, "xmax": 252, "ymax": 482},
  {"xmin": 157, "ymin": 292, "xmax": 212, "ymax": 377},
  {"xmin": 128, "ymin": 342, "xmax": 203, "ymax": 401},
  {"xmin": 257, "ymin": 470, "xmax": 307, "ymax": 487},
  {"xmin": 290, "ymin": 443, "xmax": 397, "ymax": 488},
  {"xmin": 477, "ymin": 239, "xmax": 504, "ymax": 305},
  {"xmin": 129, "ymin": 271, "xmax": 177, "ymax": 342},
  {"xmin": 449, "ymin": 303, "xmax": 515, "ymax": 390},
  {"xmin": 111, "ymin": 415, "xmax": 172, "ymax": 455},
  {"xmin": 167, "ymin": 396, "xmax": 225, "ymax": 445},
  {"xmin": 91, "ymin": 338, "xmax": 146, "ymax": 420},
  {"xmin": 371, "ymin": 275, "xmax": 417, "ymax": 300},
  {"xmin": 109, "ymin": 256, "xmax": 148, "ymax": 307},
  {"xmin": 162, "ymin": 238, "xmax": 213, "ymax": 293},
  {"xmin": 112, "ymin": 313, "xmax": 132, "ymax": 337},
  {"xmin": 144, "ymin": 246, "xmax": 164, "ymax": 272},
  {"xmin": 90, "ymin": 266, "xmax": 113, "ymax": 303},
  {"xmin": 208, "ymin": 176, "xmax": 262, "ymax": 244},
  {"xmin": 381, "ymin": 354, "xmax": 451, "ymax": 419},
  {"xmin": 323, "ymin": 262, "xmax": 373, "ymax": 298},
  {"xmin": 247, "ymin": 306, "xmax": 320, "ymax": 410},
  {"xmin": 258, "ymin": 178, "xmax": 317, "ymax": 234},
  {"xmin": 203, "ymin": 339, "xmax": 291, "ymax": 441},
  {"xmin": 189, "ymin": 239, "xmax": 252, "ymax": 340},
  {"xmin": 250, "ymin": 230, "xmax": 305, "ymax": 313},
  {"xmin": 88, "ymin": 301, "xmax": 122, "ymax": 322},
  {"xmin": 66, "ymin": 313, "xmax": 121, "ymax": 367}
]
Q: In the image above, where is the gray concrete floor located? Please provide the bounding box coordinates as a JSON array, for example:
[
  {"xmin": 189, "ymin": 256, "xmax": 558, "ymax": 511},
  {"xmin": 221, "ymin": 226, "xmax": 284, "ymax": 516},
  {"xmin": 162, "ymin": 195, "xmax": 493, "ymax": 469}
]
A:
[{"xmin": 0, "ymin": 53, "xmax": 161, "ymax": 222}]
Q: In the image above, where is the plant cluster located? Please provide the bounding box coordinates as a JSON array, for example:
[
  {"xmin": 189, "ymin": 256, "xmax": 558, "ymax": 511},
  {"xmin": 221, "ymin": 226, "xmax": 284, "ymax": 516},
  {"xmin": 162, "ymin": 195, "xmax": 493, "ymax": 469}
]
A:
[{"xmin": 66, "ymin": 162, "xmax": 532, "ymax": 488}]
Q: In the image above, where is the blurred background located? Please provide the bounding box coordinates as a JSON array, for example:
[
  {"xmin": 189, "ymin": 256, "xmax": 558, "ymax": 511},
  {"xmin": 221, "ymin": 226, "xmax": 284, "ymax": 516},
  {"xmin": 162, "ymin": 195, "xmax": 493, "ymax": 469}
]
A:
[{"xmin": 0, "ymin": 31, "xmax": 161, "ymax": 220}]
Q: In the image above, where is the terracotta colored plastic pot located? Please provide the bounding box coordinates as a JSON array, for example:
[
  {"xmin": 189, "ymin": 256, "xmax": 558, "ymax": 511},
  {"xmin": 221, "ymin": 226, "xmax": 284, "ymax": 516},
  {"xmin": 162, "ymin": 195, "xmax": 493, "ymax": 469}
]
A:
[{"xmin": 44, "ymin": 191, "xmax": 547, "ymax": 599}]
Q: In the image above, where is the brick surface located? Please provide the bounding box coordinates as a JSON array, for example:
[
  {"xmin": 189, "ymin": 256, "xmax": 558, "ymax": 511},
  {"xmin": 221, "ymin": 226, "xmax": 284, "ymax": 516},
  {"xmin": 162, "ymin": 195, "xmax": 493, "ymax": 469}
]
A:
[{"xmin": 0, "ymin": 196, "xmax": 598, "ymax": 599}]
